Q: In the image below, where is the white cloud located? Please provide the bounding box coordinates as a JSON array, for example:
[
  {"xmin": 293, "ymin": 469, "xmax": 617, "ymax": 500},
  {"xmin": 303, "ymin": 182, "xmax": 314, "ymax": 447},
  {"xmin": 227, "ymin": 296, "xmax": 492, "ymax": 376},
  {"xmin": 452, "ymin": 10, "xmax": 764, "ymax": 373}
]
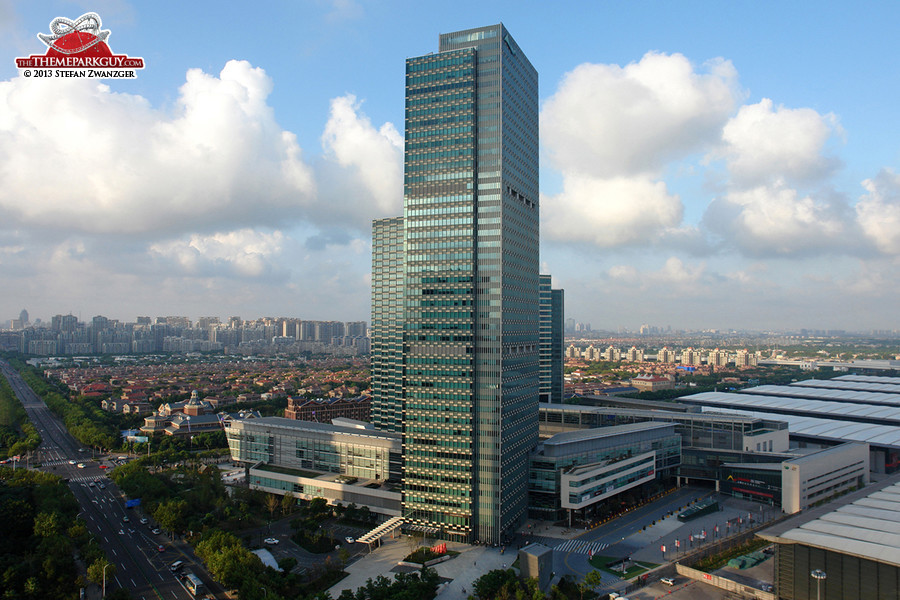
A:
[
  {"xmin": 856, "ymin": 169, "xmax": 900, "ymax": 254},
  {"xmin": 604, "ymin": 257, "xmax": 705, "ymax": 290},
  {"xmin": 542, "ymin": 174, "xmax": 683, "ymax": 247},
  {"xmin": 149, "ymin": 229, "xmax": 285, "ymax": 278},
  {"xmin": 542, "ymin": 52, "xmax": 739, "ymax": 178},
  {"xmin": 717, "ymin": 98, "xmax": 841, "ymax": 186},
  {"xmin": 704, "ymin": 182, "xmax": 847, "ymax": 256},
  {"xmin": 321, "ymin": 94, "xmax": 403, "ymax": 217},
  {"xmin": 540, "ymin": 52, "xmax": 741, "ymax": 248},
  {"xmin": 657, "ymin": 256, "xmax": 705, "ymax": 287},
  {"xmin": 0, "ymin": 60, "xmax": 316, "ymax": 235}
]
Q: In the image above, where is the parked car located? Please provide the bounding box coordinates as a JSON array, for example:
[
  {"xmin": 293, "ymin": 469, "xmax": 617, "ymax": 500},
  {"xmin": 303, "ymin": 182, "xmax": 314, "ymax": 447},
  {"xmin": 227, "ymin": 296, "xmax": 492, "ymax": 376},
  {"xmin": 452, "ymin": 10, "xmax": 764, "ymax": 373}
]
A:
[
  {"xmin": 345, "ymin": 537, "xmax": 355, "ymax": 544},
  {"xmin": 264, "ymin": 537, "xmax": 279, "ymax": 545},
  {"xmin": 151, "ymin": 528, "xmax": 161, "ymax": 535},
  {"xmin": 660, "ymin": 577, "xmax": 676, "ymax": 586}
]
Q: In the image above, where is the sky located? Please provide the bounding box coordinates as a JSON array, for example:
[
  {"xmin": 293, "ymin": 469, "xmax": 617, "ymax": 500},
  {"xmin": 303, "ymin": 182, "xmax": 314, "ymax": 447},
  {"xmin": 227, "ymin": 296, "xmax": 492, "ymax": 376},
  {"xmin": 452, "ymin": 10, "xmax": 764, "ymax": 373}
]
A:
[{"xmin": 1, "ymin": 0, "xmax": 899, "ymax": 332}]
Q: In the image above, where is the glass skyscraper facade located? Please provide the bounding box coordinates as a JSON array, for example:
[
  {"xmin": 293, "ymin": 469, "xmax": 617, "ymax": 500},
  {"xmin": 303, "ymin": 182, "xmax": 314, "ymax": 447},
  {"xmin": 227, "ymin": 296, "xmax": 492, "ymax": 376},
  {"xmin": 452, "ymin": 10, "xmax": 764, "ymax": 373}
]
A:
[
  {"xmin": 539, "ymin": 275, "xmax": 564, "ymax": 404},
  {"xmin": 371, "ymin": 24, "xmax": 539, "ymax": 544},
  {"xmin": 371, "ymin": 217, "xmax": 404, "ymax": 433}
]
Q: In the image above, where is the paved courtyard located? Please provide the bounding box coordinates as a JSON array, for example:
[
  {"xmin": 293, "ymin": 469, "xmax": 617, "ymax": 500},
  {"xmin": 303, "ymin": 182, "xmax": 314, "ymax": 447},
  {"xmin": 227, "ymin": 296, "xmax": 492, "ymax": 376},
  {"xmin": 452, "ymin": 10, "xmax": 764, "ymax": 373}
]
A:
[{"xmin": 328, "ymin": 490, "xmax": 779, "ymax": 600}]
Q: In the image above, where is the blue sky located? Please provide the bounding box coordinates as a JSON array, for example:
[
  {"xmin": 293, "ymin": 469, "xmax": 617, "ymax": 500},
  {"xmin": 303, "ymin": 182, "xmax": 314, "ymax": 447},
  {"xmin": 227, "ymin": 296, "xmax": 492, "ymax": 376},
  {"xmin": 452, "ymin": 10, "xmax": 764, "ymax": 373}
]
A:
[{"xmin": 1, "ymin": 1, "xmax": 899, "ymax": 332}]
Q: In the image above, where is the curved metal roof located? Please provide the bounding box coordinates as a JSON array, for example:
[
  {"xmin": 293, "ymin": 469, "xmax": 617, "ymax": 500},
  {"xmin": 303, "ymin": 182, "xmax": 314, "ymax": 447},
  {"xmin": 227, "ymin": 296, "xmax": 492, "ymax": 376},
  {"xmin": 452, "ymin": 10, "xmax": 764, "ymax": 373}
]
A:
[
  {"xmin": 741, "ymin": 384, "xmax": 900, "ymax": 407},
  {"xmin": 774, "ymin": 479, "xmax": 900, "ymax": 567},
  {"xmin": 696, "ymin": 404, "xmax": 900, "ymax": 448},
  {"xmin": 686, "ymin": 391, "xmax": 900, "ymax": 426}
]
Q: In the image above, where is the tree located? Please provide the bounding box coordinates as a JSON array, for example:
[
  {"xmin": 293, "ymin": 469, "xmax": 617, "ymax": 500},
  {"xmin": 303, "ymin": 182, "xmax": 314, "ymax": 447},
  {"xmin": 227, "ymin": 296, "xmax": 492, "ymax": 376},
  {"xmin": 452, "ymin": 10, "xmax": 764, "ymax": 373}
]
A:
[
  {"xmin": 196, "ymin": 529, "xmax": 263, "ymax": 590},
  {"xmin": 281, "ymin": 490, "xmax": 295, "ymax": 516},
  {"xmin": 265, "ymin": 492, "xmax": 281, "ymax": 521},
  {"xmin": 338, "ymin": 547, "xmax": 350, "ymax": 568},
  {"xmin": 154, "ymin": 498, "xmax": 188, "ymax": 534},
  {"xmin": 578, "ymin": 570, "xmax": 603, "ymax": 600},
  {"xmin": 87, "ymin": 558, "xmax": 116, "ymax": 586},
  {"xmin": 472, "ymin": 568, "xmax": 518, "ymax": 600},
  {"xmin": 33, "ymin": 511, "xmax": 62, "ymax": 538},
  {"xmin": 405, "ymin": 529, "xmax": 423, "ymax": 556}
]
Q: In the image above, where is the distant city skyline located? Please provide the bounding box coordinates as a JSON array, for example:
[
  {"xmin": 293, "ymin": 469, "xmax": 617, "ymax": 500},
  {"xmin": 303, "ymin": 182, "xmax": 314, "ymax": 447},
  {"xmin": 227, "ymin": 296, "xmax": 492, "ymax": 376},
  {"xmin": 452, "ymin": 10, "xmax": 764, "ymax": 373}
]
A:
[
  {"xmin": 4, "ymin": 308, "xmax": 900, "ymax": 337},
  {"xmin": 2, "ymin": 2, "xmax": 900, "ymax": 331}
]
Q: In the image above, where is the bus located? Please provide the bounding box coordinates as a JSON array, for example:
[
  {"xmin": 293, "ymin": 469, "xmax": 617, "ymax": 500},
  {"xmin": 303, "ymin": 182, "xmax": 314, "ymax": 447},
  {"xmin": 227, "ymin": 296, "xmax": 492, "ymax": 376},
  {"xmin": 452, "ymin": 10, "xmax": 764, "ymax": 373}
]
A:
[{"xmin": 183, "ymin": 571, "xmax": 206, "ymax": 597}]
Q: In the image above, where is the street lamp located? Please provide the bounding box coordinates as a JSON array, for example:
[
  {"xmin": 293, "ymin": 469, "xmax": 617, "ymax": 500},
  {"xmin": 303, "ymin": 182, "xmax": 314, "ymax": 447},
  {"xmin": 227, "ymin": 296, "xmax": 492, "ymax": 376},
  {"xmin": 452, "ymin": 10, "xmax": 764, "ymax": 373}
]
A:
[
  {"xmin": 811, "ymin": 569, "xmax": 826, "ymax": 600},
  {"xmin": 102, "ymin": 562, "xmax": 111, "ymax": 598}
]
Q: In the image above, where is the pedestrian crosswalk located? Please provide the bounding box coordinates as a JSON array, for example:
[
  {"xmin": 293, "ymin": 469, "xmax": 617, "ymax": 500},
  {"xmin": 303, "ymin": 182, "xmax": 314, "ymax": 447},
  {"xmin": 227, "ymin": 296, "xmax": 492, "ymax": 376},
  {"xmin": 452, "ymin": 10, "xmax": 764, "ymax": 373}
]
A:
[
  {"xmin": 554, "ymin": 539, "xmax": 610, "ymax": 555},
  {"xmin": 69, "ymin": 475, "xmax": 107, "ymax": 483}
]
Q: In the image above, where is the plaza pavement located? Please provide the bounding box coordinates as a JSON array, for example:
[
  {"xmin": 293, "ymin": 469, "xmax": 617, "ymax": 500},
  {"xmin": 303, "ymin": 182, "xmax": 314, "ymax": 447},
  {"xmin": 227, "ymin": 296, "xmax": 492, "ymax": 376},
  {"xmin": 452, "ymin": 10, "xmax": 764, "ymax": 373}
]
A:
[
  {"xmin": 328, "ymin": 494, "xmax": 779, "ymax": 600},
  {"xmin": 328, "ymin": 536, "xmax": 516, "ymax": 599}
]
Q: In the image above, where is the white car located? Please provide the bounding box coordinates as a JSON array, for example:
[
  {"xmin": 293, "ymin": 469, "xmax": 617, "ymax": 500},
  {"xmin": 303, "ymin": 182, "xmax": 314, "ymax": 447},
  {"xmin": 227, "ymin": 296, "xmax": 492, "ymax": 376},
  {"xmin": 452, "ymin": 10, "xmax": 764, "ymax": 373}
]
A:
[
  {"xmin": 660, "ymin": 577, "xmax": 676, "ymax": 586},
  {"xmin": 264, "ymin": 537, "xmax": 279, "ymax": 545},
  {"xmin": 345, "ymin": 537, "xmax": 355, "ymax": 544},
  {"xmin": 76, "ymin": 463, "xmax": 85, "ymax": 469},
  {"xmin": 68, "ymin": 460, "xmax": 76, "ymax": 465}
]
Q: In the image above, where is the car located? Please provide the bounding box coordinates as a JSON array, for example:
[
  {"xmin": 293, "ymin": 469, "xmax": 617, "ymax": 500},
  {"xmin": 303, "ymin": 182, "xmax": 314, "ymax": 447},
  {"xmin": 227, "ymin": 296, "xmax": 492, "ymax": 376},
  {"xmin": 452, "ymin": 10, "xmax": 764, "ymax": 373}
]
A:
[
  {"xmin": 345, "ymin": 537, "xmax": 355, "ymax": 544},
  {"xmin": 140, "ymin": 518, "xmax": 148, "ymax": 524},
  {"xmin": 761, "ymin": 584, "xmax": 774, "ymax": 592},
  {"xmin": 157, "ymin": 544, "xmax": 165, "ymax": 552},
  {"xmin": 660, "ymin": 577, "xmax": 676, "ymax": 586},
  {"xmin": 76, "ymin": 463, "xmax": 85, "ymax": 469},
  {"xmin": 152, "ymin": 528, "xmax": 161, "ymax": 535},
  {"xmin": 88, "ymin": 481, "xmax": 95, "ymax": 487},
  {"xmin": 98, "ymin": 484, "xmax": 105, "ymax": 489},
  {"xmin": 168, "ymin": 560, "xmax": 184, "ymax": 572},
  {"xmin": 68, "ymin": 460, "xmax": 76, "ymax": 465},
  {"xmin": 99, "ymin": 464, "xmax": 108, "ymax": 469},
  {"xmin": 264, "ymin": 537, "xmax": 279, "ymax": 545},
  {"xmin": 123, "ymin": 516, "xmax": 129, "ymax": 522}
]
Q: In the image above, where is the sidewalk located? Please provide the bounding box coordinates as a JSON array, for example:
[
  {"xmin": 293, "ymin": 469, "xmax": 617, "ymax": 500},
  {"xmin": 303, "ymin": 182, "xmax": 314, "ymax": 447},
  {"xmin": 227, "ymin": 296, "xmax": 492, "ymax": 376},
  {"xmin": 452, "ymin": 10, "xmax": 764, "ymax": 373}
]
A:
[{"xmin": 631, "ymin": 496, "xmax": 777, "ymax": 565}]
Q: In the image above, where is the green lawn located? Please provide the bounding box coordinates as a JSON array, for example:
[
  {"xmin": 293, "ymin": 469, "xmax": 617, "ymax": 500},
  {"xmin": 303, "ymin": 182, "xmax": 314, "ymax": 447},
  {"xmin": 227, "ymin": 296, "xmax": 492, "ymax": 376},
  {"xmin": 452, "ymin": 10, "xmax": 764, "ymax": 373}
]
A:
[{"xmin": 589, "ymin": 555, "xmax": 658, "ymax": 580}]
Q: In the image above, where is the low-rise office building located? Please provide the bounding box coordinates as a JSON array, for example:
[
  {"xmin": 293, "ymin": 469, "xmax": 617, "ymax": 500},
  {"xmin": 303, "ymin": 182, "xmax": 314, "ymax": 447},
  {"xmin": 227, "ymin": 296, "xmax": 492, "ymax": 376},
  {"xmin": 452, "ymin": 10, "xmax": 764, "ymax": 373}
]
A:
[
  {"xmin": 225, "ymin": 416, "xmax": 402, "ymax": 517},
  {"xmin": 781, "ymin": 443, "xmax": 869, "ymax": 514},
  {"xmin": 539, "ymin": 402, "xmax": 868, "ymax": 513},
  {"xmin": 529, "ymin": 422, "xmax": 681, "ymax": 522}
]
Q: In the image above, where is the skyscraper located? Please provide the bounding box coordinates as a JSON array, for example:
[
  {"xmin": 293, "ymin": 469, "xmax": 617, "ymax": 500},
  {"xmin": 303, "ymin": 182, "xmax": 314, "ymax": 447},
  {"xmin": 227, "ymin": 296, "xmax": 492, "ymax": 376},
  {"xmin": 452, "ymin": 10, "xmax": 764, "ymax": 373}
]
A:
[
  {"xmin": 539, "ymin": 275, "xmax": 564, "ymax": 404},
  {"xmin": 371, "ymin": 216, "xmax": 404, "ymax": 433},
  {"xmin": 371, "ymin": 24, "xmax": 539, "ymax": 544}
]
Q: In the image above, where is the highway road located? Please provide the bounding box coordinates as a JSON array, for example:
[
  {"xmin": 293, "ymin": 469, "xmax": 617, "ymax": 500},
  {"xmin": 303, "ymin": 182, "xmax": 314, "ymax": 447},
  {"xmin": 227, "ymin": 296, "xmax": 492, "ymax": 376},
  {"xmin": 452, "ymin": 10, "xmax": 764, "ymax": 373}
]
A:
[{"xmin": 0, "ymin": 359, "xmax": 205, "ymax": 600}]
